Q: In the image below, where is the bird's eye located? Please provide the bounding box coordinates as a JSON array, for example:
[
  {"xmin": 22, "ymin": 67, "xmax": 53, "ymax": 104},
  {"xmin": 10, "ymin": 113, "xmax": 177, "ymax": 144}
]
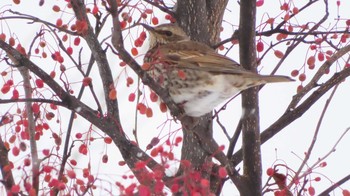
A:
[
  {"xmin": 159, "ymin": 30, "xmax": 173, "ymax": 36},
  {"xmin": 164, "ymin": 31, "xmax": 173, "ymax": 36}
]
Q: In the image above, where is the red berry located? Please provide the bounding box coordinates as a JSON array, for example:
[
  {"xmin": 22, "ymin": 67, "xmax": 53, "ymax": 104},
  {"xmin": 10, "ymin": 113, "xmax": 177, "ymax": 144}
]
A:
[
  {"xmin": 145, "ymin": 9, "xmax": 153, "ymax": 14},
  {"xmin": 139, "ymin": 31, "xmax": 147, "ymax": 41},
  {"xmin": 266, "ymin": 18, "xmax": 274, "ymax": 24},
  {"xmin": 150, "ymin": 148, "xmax": 158, "ymax": 157},
  {"xmin": 318, "ymin": 52, "xmax": 324, "ymax": 61},
  {"xmin": 343, "ymin": 190, "xmax": 350, "ymax": 196},
  {"xmin": 346, "ymin": 20, "xmax": 350, "ymax": 26},
  {"xmin": 32, "ymin": 103, "xmax": 40, "ymax": 114},
  {"xmin": 67, "ymin": 46, "xmax": 73, "ymax": 55},
  {"xmin": 137, "ymin": 103, "xmax": 147, "ymax": 114},
  {"xmin": 274, "ymin": 50, "xmax": 284, "ymax": 58},
  {"xmin": 165, "ymin": 14, "xmax": 172, "ymax": 20},
  {"xmin": 12, "ymin": 89, "xmax": 19, "ymax": 99},
  {"xmin": 35, "ymin": 79, "xmax": 44, "ymax": 88},
  {"xmin": 151, "ymin": 17, "xmax": 159, "ymax": 25},
  {"xmin": 256, "ymin": 41, "xmax": 264, "ymax": 52},
  {"xmin": 291, "ymin": 70, "xmax": 299, "ymax": 77},
  {"xmin": 319, "ymin": 162, "xmax": 327, "ymax": 167},
  {"xmin": 256, "ymin": 0, "xmax": 264, "ymax": 7},
  {"xmin": 42, "ymin": 52, "xmax": 47, "ymax": 58},
  {"xmin": 308, "ymin": 186, "xmax": 315, "ymax": 195},
  {"xmin": 150, "ymin": 92, "xmax": 158, "ymax": 102},
  {"xmin": 82, "ymin": 77, "xmax": 92, "ymax": 86},
  {"xmin": 52, "ymin": 5, "xmax": 60, "ymax": 12},
  {"xmin": 307, "ymin": 56, "xmax": 315, "ymax": 66},
  {"xmin": 126, "ymin": 77, "xmax": 134, "ymax": 86},
  {"xmin": 67, "ymin": 170, "xmax": 76, "ymax": 179},
  {"xmin": 309, "ymin": 63, "xmax": 315, "ymax": 70},
  {"xmin": 141, "ymin": 12, "xmax": 147, "ymax": 19},
  {"xmin": 119, "ymin": 61, "xmax": 126, "ymax": 67},
  {"xmin": 0, "ymin": 33, "xmax": 6, "ymax": 41},
  {"xmin": 218, "ymin": 167, "xmax": 227, "ymax": 178},
  {"xmin": 120, "ymin": 21, "xmax": 127, "ymax": 29},
  {"xmin": 75, "ymin": 133, "xmax": 82, "ymax": 139},
  {"xmin": 280, "ymin": 3, "xmax": 289, "ymax": 11},
  {"xmin": 131, "ymin": 47, "xmax": 138, "ymax": 56},
  {"xmin": 12, "ymin": 146, "xmax": 20, "ymax": 156},
  {"xmin": 299, "ymin": 73, "xmax": 306, "ymax": 82},
  {"xmin": 128, "ymin": 93, "xmax": 135, "ymax": 102},
  {"xmin": 56, "ymin": 18, "xmax": 63, "ymax": 27},
  {"xmin": 1, "ymin": 84, "xmax": 11, "ymax": 94},
  {"xmin": 9, "ymin": 37, "xmax": 15, "ymax": 46},
  {"xmin": 134, "ymin": 38, "xmax": 143, "ymax": 47},
  {"xmin": 266, "ymin": 168, "xmax": 274, "ymax": 176},
  {"xmin": 175, "ymin": 137, "xmax": 182, "ymax": 144},
  {"xmin": 9, "ymin": 135, "xmax": 16, "ymax": 143},
  {"xmin": 146, "ymin": 108, "xmax": 153, "ymax": 117},
  {"xmin": 109, "ymin": 89, "xmax": 117, "ymax": 100},
  {"xmin": 70, "ymin": 159, "xmax": 77, "ymax": 166},
  {"xmin": 62, "ymin": 34, "xmax": 68, "ymax": 42},
  {"xmin": 102, "ymin": 154, "xmax": 108, "ymax": 163},
  {"xmin": 74, "ymin": 37, "xmax": 80, "ymax": 46},
  {"xmin": 11, "ymin": 185, "xmax": 20, "ymax": 193},
  {"xmin": 159, "ymin": 102, "xmax": 167, "ymax": 113},
  {"xmin": 297, "ymin": 84, "xmax": 303, "ymax": 93},
  {"xmin": 104, "ymin": 137, "xmax": 112, "ymax": 144},
  {"xmin": 50, "ymin": 71, "xmax": 56, "ymax": 78},
  {"xmin": 92, "ymin": 4, "xmax": 99, "ymax": 15},
  {"xmin": 292, "ymin": 7, "xmax": 299, "ymax": 14}
]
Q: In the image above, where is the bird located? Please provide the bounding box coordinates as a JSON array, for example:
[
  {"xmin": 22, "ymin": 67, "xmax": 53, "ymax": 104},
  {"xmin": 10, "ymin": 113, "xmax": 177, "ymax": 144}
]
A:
[{"xmin": 141, "ymin": 23, "xmax": 294, "ymax": 117}]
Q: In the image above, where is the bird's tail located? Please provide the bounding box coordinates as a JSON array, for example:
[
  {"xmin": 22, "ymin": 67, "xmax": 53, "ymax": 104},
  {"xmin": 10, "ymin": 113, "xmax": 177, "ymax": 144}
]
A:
[{"xmin": 259, "ymin": 75, "xmax": 295, "ymax": 83}]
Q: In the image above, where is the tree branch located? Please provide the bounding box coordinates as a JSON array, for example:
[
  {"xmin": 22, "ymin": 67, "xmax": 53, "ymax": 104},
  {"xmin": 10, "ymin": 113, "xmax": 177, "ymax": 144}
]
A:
[{"xmin": 231, "ymin": 65, "xmax": 350, "ymax": 166}]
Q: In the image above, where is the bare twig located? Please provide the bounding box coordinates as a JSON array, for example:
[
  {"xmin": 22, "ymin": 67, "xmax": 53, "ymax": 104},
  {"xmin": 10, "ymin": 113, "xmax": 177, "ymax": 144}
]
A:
[
  {"xmin": 319, "ymin": 173, "xmax": 350, "ymax": 195},
  {"xmin": 288, "ymin": 44, "xmax": 350, "ymax": 109},
  {"xmin": 18, "ymin": 66, "xmax": 40, "ymax": 195},
  {"xmin": 288, "ymin": 83, "xmax": 339, "ymax": 188},
  {"xmin": 143, "ymin": 0, "xmax": 174, "ymax": 16},
  {"xmin": 0, "ymin": 115, "xmax": 16, "ymax": 194},
  {"xmin": 2, "ymin": 10, "xmax": 78, "ymax": 35},
  {"xmin": 231, "ymin": 62, "xmax": 350, "ymax": 166}
]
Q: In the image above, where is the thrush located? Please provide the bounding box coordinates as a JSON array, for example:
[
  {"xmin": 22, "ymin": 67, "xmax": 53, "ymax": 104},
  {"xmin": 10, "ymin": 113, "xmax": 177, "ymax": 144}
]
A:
[{"xmin": 142, "ymin": 23, "xmax": 293, "ymax": 117}]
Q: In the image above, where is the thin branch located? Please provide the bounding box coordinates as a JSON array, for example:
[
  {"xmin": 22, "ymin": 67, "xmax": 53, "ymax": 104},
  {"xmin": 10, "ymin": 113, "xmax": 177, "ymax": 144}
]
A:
[
  {"xmin": 288, "ymin": 44, "xmax": 350, "ymax": 110},
  {"xmin": 319, "ymin": 173, "xmax": 350, "ymax": 195},
  {"xmin": 18, "ymin": 66, "xmax": 40, "ymax": 194},
  {"xmin": 0, "ymin": 38, "xmax": 164, "ymax": 186},
  {"xmin": 0, "ymin": 98, "xmax": 65, "ymax": 106},
  {"xmin": 108, "ymin": 0, "xmax": 170, "ymax": 188},
  {"xmin": 0, "ymin": 115, "xmax": 16, "ymax": 194},
  {"xmin": 288, "ymin": 83, "xmax": 339, "ymax": 188},
  {"xmin": 300, "ymin": 127, "xmax": 350, "ymax": 181},
  {"xmin": 110, "ymin": 8, "xmax": 183, "ymax": 118},
  {"xmin": 231, "ymin": 64, "xmax": 350, "ymax": 166},
  {"xmin": 226, "ymin": 120, "xmax": 242, "ymax": 160},
  {"xmin": 270, "ymin": 0, "xmax": 329, "ymax": 76},
  {"xmin": 143, "ymin": 0, "xmax": 174, "ymax": 16},
  {"xmin": 2, "ymin": 10, "xmax": 78, "ymax": 35}
]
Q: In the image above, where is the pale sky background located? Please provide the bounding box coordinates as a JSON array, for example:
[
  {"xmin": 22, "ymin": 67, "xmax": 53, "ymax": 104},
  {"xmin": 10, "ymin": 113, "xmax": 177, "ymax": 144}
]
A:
[{"xmin": 0, "ymin": 0, "xmax": 349, "ymax": 195}]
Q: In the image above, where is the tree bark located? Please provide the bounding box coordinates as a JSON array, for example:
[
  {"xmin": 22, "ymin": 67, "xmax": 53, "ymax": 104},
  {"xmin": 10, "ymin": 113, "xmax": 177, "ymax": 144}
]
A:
[
  {"xmin": 174, "ymin": 0, "xmax": 228, "ymax": 194},
  {"xmin": 239, "ymin": 0, "xmax": 262, "ymax": 195}
]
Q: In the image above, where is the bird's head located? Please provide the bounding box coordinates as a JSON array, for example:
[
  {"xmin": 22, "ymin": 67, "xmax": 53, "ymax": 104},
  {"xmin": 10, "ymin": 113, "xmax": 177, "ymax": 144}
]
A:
[{"xmin": 140, "ymin": 23, "xmax": 189, "ymax": 48}]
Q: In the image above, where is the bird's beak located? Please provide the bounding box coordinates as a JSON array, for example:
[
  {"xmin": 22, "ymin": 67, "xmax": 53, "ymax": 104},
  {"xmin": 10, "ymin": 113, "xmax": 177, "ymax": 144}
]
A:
[{"xmin": 139, "ymin": 23, "xmax": 155, "ymax": 33}]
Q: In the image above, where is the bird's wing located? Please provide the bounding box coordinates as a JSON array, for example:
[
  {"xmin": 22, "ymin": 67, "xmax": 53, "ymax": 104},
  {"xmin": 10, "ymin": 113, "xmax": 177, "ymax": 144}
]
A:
[{"xmin": 157, "ymin": 41, "xmax": 251, "ymax": 75}]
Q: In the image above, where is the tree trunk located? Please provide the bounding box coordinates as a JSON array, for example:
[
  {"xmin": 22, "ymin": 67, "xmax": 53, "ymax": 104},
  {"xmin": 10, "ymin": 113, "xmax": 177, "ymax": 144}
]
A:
[{"xmin": 239, "ymin": 0, "xmax": 262, "ymax": 195}]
